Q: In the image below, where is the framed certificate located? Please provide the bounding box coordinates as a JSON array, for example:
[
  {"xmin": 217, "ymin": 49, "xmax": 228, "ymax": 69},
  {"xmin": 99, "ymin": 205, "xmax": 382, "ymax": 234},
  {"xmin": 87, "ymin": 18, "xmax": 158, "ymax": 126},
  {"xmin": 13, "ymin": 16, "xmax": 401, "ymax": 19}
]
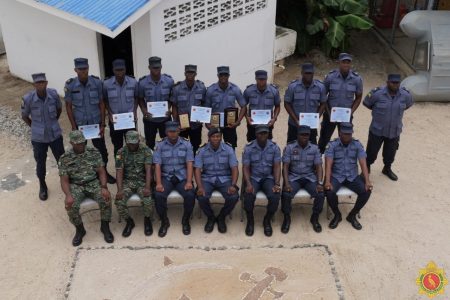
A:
[
  {"xmin": 179, "ymin": 113, "xmax": 190, "ymax": 129},
  {"xmin": 190, "ymin": 106, "xmax": 212, "ymax": 123},
  {"xmin": 250, "ymin": 109, "xmax": 271, "ymax": 125},
  {"xmin": 112, "ymin": 112, "xmax": 135, "ymax": 130},
  {"xmin": 211, "ymin": 113, "xmax": 221, "ymax": 128},
  {"xmin": 330, "ymin": 107, "xmax": 351, "ymax": 122},
  {"xmin": 79, "ymin": 124, "xmax": 100, "ymax": 140},
  {"xmin": 147, "ymin": 101, "xmax": 168, "ymax": 118},
  {"xmin": 224, "ymin": 107, "xmax": 238, "ymax": 127},
  {"xmin": 299, "ymin": 113, "xmax": 319, "ymax": 129}
]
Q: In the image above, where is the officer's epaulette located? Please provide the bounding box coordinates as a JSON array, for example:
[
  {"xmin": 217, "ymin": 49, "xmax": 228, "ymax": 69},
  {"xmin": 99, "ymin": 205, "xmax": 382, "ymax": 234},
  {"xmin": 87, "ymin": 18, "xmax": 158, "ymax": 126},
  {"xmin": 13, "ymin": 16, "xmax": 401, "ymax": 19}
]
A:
[
  {"xmin": 351, "ymin": 70, "xmax": 359, "ymax": 76},
  {"xmin": 196, "ymin": 79, "xmax": 205, "ymax": 84},
  {"xmin": 174, "ymin": 81, "xmax": 181, "ymax": 87},
  {"xmin": 246, "ymin": 83, "xmax": 254, "ymax": 89},
  {"xmin": 329, "ymin": 69, "xmax": 337, "ymax": 74},
  {"xmin": 225, "ymin": 142, "xmax": 233, "ymax": 147},
  {"xmin": 127, "ymin": 74, "xmax": 135, "ymax": 78},
  {"xmin": 90, "ymin": 75, "xmax": 100, "ymax": 79},
  {"xmin": 314, "ymin": 79, "xmax": 324, "ymax": 84},
  {"xmin": 199, "ymin": 143, "xmax": 206, "ymax": 148},
  {"xmin": 163, "ymin": 73, "xmax": 172, "ymax": 78},
  {"xmin": 401, "ymin": 86, "xmax": 410, "ymax": 93},
  {"xmin": 288, "ymin": 140, "xmax": 297, "ymax": 144},
  {"xmin": 290, "ymin": 79, "xmax": 297, "ymax": 84},
  {"xmin": 139, "ymin": 75, "xmax": 147, "ymax": 81},
  {"xmin": 246, "ymin": 140, "xmax": 255, "ymax": 146},
  {"xmin": 367, "ymin": 86, "xmax": 381, "ymax": 98},
  {"xmin": 181, "ymin": 137, "xmax": 189, "ymax": 141},
  {"xmin": 104, "ymin": 76, "xmax": 111, "ymax": 81},
  {"xmin": 270, "ymin": 83, "xmax": 279, "ymax": 89},
  {"xmin": 65, "ymin": 78, "xmax": 74, "ymax": 84}
]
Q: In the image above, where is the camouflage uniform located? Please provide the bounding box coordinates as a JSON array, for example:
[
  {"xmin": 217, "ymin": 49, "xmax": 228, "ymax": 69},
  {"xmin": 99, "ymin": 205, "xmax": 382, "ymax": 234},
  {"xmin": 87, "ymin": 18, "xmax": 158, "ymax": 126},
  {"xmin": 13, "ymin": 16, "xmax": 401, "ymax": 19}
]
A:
[
  {"xmin": 115, "ymin": 143, "xmax": 154, "ymax": 219},
  {"xmin": 58, "ymin": 146, "xmax": 112, "ymax": 225}
]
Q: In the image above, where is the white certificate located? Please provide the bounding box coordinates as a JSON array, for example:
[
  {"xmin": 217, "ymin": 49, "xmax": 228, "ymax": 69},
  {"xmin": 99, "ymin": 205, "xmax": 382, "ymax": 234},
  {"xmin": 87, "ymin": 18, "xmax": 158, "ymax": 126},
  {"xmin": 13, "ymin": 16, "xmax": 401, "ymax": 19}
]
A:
[
  {"xmin": 299, "ymin": 113, "xmax": 319, "ymax": 129},
  {"xmin": 219, "ymin": 112, "xmax": 225, "ymax": 128},
  {"xmin": 112, "ymin": 112, "xmax": 135, "ymax": 130},
  {"xmin": 330, "ymin": 107, "xmax": 351, "ymax": 122},
  {"xmin": 250, "ymin": 110, "xmax": 271, "ymax": 125},
  {"xmin": 79, "ymin": 124, "xmax": 100, "ymax": 140},
  {"xmin": 190, "ymin": 106, "xmax": 212, "ymax": 123},
  {"xmin": 147, "ymin": 101, "xmax": 168, "ymax": 118}
]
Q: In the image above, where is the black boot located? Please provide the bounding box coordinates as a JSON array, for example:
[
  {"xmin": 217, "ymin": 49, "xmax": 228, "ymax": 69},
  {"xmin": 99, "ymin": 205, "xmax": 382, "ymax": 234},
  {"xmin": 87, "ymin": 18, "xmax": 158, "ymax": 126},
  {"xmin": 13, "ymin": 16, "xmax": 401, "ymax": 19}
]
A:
[
  {"xmin": 281, "ymin": 214, "xmax": 291, "ymax": 234},
  {"xmin": 72, "ymin": 223, "xmax": 86, "ymax": 247},
  {"xmin": 245, "ymin": 211, "xmax": 254, "ymax": 236},
  {"xmin": 38, "ymin": 178, "xmax": 48, "ymax": 201},
  {"xmin": 382, "ymin": 166, "xmax": 398, "ymax": 181},
  {"xmin": 216, "ymin": 214, "xmax": 227, "ymax": 233},
  {"xmin": 181, "ymin": 213, "xmax": 191, "ymax": 235},
  {"xmin": 122, "ymin": 217, "xmax": 135, "ymax": 237},
  {"xmin": 144, "ymin": 217, "xmax": 153, "ymax": 236},
  {"xmin": 106, "ymin": 172, "xmax": 116, "ymax": 184},
  {"xmin": 204, "ymin": 216, "xmax": 215, "ymax": 233},
  {"xmin": 263, "ymin": 213, "xmax": 273, "ymax": 237},
  {"xmin": 310, "ymin": 213, "xmax": 322, "ymax": 233},
  {"xmin": 158, "ymin": 214, "xmax": 170, "ymax": 237},
  {"xmin": 346, "ymin": 213, "xmax": 362, "ymax": 230},
  {"xmin": 100, "ymin": 221, "xmax": 114, "ymax": 243},
  {"xmin": 329, "ymin": 211, "xmax": 342, "ymax": 229}
]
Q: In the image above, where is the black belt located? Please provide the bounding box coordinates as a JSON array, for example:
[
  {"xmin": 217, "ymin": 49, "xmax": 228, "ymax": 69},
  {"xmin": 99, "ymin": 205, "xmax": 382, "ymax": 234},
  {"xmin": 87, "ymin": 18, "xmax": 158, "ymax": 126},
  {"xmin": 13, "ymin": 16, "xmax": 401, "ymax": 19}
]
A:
[{"xmin": 72, "ymin": 178, "xmax": 97, "ymax": 186}]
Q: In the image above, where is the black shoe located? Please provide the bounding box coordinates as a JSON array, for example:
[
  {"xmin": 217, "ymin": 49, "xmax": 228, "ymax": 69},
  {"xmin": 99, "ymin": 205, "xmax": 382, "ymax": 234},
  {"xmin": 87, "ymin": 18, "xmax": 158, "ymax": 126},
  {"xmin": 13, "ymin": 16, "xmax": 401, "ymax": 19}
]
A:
[
  {"xmin": 281, "ymin": 214, "xmax": 291, "ymax": 234},
  {"xmin": 107, "ymin": 172, "xmax": 116, "ymax": 184},
  {"xmin": 122, "ymin": 218, "xmax": 135, "ymax": 237},
  {"xmin": 263, "ymin": 213, "xmax": 273, "ymax": 237},
  {"xmin": 38, "ymin": 179, "xmax": 48, "ymax": 201},
  {"xmin": 182, "ymin": 214, "xmax": 191, "ymax": 235},
  {"xmin": 245, "ymin": 212, "xmax": 254, "ymax": 236},
  {"xmin": 310, "ymin": 214, "xmax": 322, "ymax": 233},
  {"xmin": 144, "ymin": 217, "xmax": 153, "ymax": 236},
  {"xmin": 217, "ymin": 215, "xmax": 227, "ymax": 233},
  {"xmin": 72, "ymin": 223, "xmax": 86, "ymax": 247},
  {"xmin": 204, "ymin": 216, "xmax": 215, "ymax": 233},
  {"xmin": 382, "ymin": 166, "xmax": 398, "ymax": 181},
  {"xmin": 158, "ymin": 217, "xmax": 170, "ymax": 237},
  {"xmin": 328, "ymin": 213, "xmax": 342, "ymax": 229},
  {"xmin": 100, "ymin": 221, "xmax": 114, "ymax": 243},
  {"xmin": 346, "ymin": 214, "xmax": 362, "ymax": 230}
]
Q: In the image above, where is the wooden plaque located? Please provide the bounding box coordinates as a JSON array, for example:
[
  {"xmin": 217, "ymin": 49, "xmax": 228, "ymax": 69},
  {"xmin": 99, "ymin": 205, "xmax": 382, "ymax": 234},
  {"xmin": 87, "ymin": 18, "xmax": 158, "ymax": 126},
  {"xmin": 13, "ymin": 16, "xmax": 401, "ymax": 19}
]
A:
[
  {"xmin": 211, "ymin": 113, "xmax": 221, "ymax": 128},
  {"xmin": 179, "ymin": 113, "xmax": 190, "ymax": 129},
  {"xmin": 225, "ymin": 107, "xmax": 238, "ymax": 127}
]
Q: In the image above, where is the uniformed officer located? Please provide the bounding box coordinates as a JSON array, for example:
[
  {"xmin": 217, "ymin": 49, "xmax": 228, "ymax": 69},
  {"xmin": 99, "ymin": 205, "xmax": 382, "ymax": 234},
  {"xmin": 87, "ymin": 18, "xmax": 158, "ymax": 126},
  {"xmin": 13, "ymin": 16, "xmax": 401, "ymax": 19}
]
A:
[
  {"xmin": 58, "ymin": 130, "xmax": 114, "ymax": 246},
  {"xmin": 364, "ymin": 74, "xmax": 413, "ymax": 181},
  {"xmin": 281, "ymin": 125, "xmax": 324, "ymax": 233},
  {"xmin": 171, "ymin": 64, "xmax": 206, "ymax": 154},
  {"xmin": 242, "ymin": 125, "xmax": 281, "ymax": 237},
  {"xmin": 21, "ymin": 73, "xmax": 65, "ymax": 200},
  {"xmin": 64, "ymin": 57, "xmax": 116, "ymax": 184},
  {"xmin": 318, "ymin": 53, "xmax": 364, "ymax": 153},
  {"xmin": 284, "ymin": 63, "xmax": 327, "ymax": 144},
  {"xmin": 153, "ymin": 121, "xmax": 196, "ymax": 236},
  {"xmin": 324, "ymin": 123, "xmax": 373, "ymax": 230},
  {"xmin": 194, "ymin": 128, "xmax": 240, "ymax": 233},
  {"xmin": 138, "ymin": 56, "xmax": 174, "ymax": 150},
  {"xmin": 204, "ymin": 66, "xmax": 247, "ymax": 149},
  {"xmin": 103, "ymin": 59, "xmax": 138, "ymax": 156},
  {"xmin": 115, "ymin": 131, "xmax": 154, "ymax": 237},
  {"xmin": 243, "ymin": 70, "xmax": 281, "ymax": 142}
]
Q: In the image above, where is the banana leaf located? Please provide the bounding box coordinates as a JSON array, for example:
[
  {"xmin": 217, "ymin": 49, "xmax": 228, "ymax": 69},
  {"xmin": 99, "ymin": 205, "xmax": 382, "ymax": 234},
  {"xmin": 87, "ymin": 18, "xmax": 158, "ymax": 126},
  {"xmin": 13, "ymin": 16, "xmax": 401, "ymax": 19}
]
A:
[
  {"xmin": 336, "ymin": 14, "xmax": 374, "ymax": 29},
  {"xmin": 306, "ymin": 18, "xmax": 324, "ymax": 34},
  {"xmin": 325, "ymin": 18, "xmax": 345, "ymax": 48},
  {"xmin": 321, "ymin": 0, "xmax": 342, "ymax": 9},
  {"xmin": 338, "ymin": 0, "xmax": 368, "ymax": 15}
]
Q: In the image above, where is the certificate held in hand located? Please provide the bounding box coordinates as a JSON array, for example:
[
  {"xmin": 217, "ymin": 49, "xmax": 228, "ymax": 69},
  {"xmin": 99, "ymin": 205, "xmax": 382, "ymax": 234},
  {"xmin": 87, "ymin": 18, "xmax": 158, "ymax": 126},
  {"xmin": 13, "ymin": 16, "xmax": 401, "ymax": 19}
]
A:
[
  {"xmin": 299, "ymin": 113, "xmax": 319, "ymax": 129},
  {"xmin": 330, "ymin": 107, "xmax": 351, "ymax": 122},
  {"xmin": 112, "ymin": 112, "xmax": 135, "ymax": 130},
  {"xmin": 250, "ymin": 109, "xmax": 271, "ymax": 125},
  {"xmin": 79, "ymin": 124, "xmax": 100, "ymax": 140},
  {"xmin": 190, "ymin": 106, "xmax": 212, "ymax": 123},
  {"xmin": 147, "ymin": 101, "xmax": 168, "ymax": 118}
]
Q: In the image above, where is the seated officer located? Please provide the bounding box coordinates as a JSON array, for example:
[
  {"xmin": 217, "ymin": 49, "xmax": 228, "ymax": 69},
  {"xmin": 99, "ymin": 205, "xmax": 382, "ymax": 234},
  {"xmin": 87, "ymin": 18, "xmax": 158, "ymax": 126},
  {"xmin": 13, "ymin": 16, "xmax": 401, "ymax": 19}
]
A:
[
  {"xmin": 153, "ymin": 121, "xmax": 196, "ymax": 236},
  {"xmin": 281, "ymin": 125, "xmax": 324, "ymax": 233},
  {"xmin": 194, "ymin": 128, "xmax": 239, "ymax": 233},
  {"xmin": 58, "ymin": 130, "xmax": 113, "ymax": 246},
  {"xmin": 324, "ymin": 123, "xmax": 373, "ymax": 230},
  {"xmin": 115, "ymin": 131, "xmax": 154, "ymax": 237},
  {"xmin": 242, "ymin": 125, "xmax": 281, "ymax": 237}
]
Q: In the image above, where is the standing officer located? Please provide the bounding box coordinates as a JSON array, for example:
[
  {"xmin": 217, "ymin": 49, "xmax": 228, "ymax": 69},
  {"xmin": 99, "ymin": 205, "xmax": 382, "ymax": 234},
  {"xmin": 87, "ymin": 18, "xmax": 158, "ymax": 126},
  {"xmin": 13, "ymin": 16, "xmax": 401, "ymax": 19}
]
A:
[
  {"xmin": 153, "ymin": 121, "xmax": 196, "ymax": 237},
  {"xmin": 115, "ymin": 131, "xmax": 154, "ymax": 238},
  {"xmin": 284, "ymin": 63, "xmax": 327, "ymax": 144},
  {"xmin": 363, "ymin": 74, "xmax": 413, "ymax": 181},
  {"xmin": 318, "ymin": 53, "xmax": 364, "ymax": 153},
  {"xmin": 103, "ymin": 59, "xmax": 138, "ymax": 156},
  {"xmin": 242, "ymin": 125, "xmax": 281, "ymax": 237},
  {"xmin": 243, "ymin": 70, "xmax": 281, "ymax": 142},
  {"xmin": 21, "ymin": 73, "xmax": 65, "ymax": 200},
  {"xmin": 324, "ymin": 123, "xmax": 373, "ymax": 230},
  {"xmin": 205, "ymin": 66, "xmax": 247, "ymax": 149},
  {"xmin": 64, "ymin": 57, "xmax": 115, "ymax": 184},
  {"xmin": 281, "ymin": 125, "xmax": 324, "ymax": 233},
  {"xmin": 171, "ymin": 64, "xmax": 206, "ymax": 154},
  {"xmin": 194, "ymin": 128, "xmax": 239, "ymax": 233},
  {"xmin": 58, "ymin": 130, "xmax": 113, "ymax": 246},
  {"xmin": 138, "ymin": 56, "xmax": 174, "ymax": 150}
]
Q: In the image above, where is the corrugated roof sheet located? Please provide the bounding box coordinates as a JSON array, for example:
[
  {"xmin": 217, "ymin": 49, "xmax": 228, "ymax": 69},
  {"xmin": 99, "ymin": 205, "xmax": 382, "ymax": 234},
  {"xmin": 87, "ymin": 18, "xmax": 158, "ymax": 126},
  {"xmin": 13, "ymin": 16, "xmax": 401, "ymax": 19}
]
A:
[{"xmin": 36, "ymin": 0, "xmax": 150, "ymax": 30}]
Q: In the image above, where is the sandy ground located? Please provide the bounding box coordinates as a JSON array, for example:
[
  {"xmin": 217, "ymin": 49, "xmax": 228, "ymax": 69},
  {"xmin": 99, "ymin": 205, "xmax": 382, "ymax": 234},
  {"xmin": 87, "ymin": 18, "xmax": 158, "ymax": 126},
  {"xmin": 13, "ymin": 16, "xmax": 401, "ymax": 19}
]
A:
[{"xmin": 0, "ymin": 31, "xmax": 450, "ymax": 300}]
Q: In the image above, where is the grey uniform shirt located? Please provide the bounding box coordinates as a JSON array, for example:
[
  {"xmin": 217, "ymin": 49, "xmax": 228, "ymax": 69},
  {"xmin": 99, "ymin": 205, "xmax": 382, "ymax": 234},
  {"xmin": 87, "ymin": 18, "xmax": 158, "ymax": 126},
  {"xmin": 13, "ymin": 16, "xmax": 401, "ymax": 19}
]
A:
[
  {"xmin": 242, "ymin": 140, "xmax": 281, "ymax": 182},
  {"xmin": 194, "ymin": 142, "xmax": 238, "ymax": 184},
  {"xmin": 21, "ymin": 89, "xmax": 62, "ymax": 143},
  {"xmin": 284, "ymin": 79, "xmax": 327, "ymax": 126},
  {"xmin": 64, "ymin": 76, "xmax": 103, "ymax": 126},
  {"xmin": 170, "ymin": 80, "xmax": 206, "ymax": 129},
  {"xmin": 243, "ymin": 84, "xmax": 280, "ymax": 113},
  {"xmin": 205, "ymin": 82, "xmax": 246, "ymax": 113},
  {"xmin": 363, "ymin": 86, "xmax": 413, "ymax": 139},
  {"xmin": 325, "ymin": 138, "xmax": 367, "ymax": 183},
  {"xmin": 324, "ymin": 69, "xmax": 363, "ymax": 108},
  {"xmin": 282, "ymin": 141, "xmax": 322, "ymax": 182},
  {"xmin": 153, "ymin": 137, "xmax": 194, "ymax": 181},
  {"xmin": 103, "ymin": 75, "xmax": 138, "ymax": 115},
  {"xmin": 138, "ymin": 74, "xmax": 174, "ymax": 123}
]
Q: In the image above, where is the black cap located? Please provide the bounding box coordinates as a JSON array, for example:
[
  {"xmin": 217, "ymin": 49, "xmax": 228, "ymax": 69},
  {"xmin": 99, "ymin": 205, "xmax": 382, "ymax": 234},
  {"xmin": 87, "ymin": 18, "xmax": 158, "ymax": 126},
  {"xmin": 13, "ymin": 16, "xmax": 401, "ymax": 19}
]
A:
[
  {"xmin": 112, "ymin": 59, "xmax": 126, "ymax": 70},
  {"xmin": 298, "ymin": 125, "xmax": 311, "ymax": 135},
  {"xmin": 339, "ymin": 122, "xmax": 354, "ymax": 134},
  {"xmin": 74, "ymin": 58, "xmax": 89, "ymax": 68},
  {"xmin": 148, "ymin": 56, "xmax": 162, "ymax": 68},
  {"xmin": 255, "ymin": 70, "xmax": 268, "ymax": 79},
  {"xmin": 185, "ymin": 64, "xmax": 197, "ymax": 72},
  {"xmin": 31, "ymin": 73, "xmax": 47, "ymax": 83},
  {"xmin": 387, "ymin": 74, "xmax": 401, "ymax": 82},
  {"xmin": 338, "ymin": 53, "xmax": 352, "ymax": 61},
  {"xmin": 255, "ymin": 125, "xmax": 270, "ymax": 134},
  {"xmin": 165, "ymin": 121, "xmax": 179, "ymax": 132},
  {"xmin": 301, "ymin": 63, "xmax": 314, "ymax": 73},
  {"xmin": 208, "ymin": 127, "xmax": 222, "ymax": 137},
  {"xmin": 217, "ymin": 66, "xmax": 230, "ymax": 75}
]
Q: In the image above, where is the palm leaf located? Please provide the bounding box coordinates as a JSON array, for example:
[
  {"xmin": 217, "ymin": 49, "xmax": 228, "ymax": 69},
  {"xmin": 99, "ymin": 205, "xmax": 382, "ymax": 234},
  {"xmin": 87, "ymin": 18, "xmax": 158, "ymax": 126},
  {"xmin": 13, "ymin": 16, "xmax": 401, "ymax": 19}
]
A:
[{"xmin": 325, "ymin": 18, "xmax": 346, "ymax": 48}]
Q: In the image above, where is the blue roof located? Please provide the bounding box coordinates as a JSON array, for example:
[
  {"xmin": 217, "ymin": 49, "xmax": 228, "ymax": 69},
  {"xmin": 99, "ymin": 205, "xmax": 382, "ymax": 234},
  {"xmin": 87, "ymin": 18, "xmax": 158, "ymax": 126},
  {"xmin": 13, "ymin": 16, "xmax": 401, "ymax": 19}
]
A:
[{"xmin": 36, "ymin": 0, "xmax": 150, "ymax": 31}]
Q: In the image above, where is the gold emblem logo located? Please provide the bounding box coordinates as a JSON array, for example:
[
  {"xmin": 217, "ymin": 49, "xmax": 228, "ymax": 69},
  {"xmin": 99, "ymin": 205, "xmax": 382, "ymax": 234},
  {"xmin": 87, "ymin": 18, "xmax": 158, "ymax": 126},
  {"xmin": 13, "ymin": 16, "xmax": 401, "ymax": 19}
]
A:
[{"xmin": 416, "ymin": 261, "xmax": 448, "ymax": 298}]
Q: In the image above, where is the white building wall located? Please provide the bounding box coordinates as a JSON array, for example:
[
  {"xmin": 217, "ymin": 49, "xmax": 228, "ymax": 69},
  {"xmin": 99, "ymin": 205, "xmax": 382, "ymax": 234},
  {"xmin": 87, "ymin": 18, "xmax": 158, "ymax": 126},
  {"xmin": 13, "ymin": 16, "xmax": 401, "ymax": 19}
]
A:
[{"xmin": 0, "ymin": 1, "xmax": 100, "ymax": 94}]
